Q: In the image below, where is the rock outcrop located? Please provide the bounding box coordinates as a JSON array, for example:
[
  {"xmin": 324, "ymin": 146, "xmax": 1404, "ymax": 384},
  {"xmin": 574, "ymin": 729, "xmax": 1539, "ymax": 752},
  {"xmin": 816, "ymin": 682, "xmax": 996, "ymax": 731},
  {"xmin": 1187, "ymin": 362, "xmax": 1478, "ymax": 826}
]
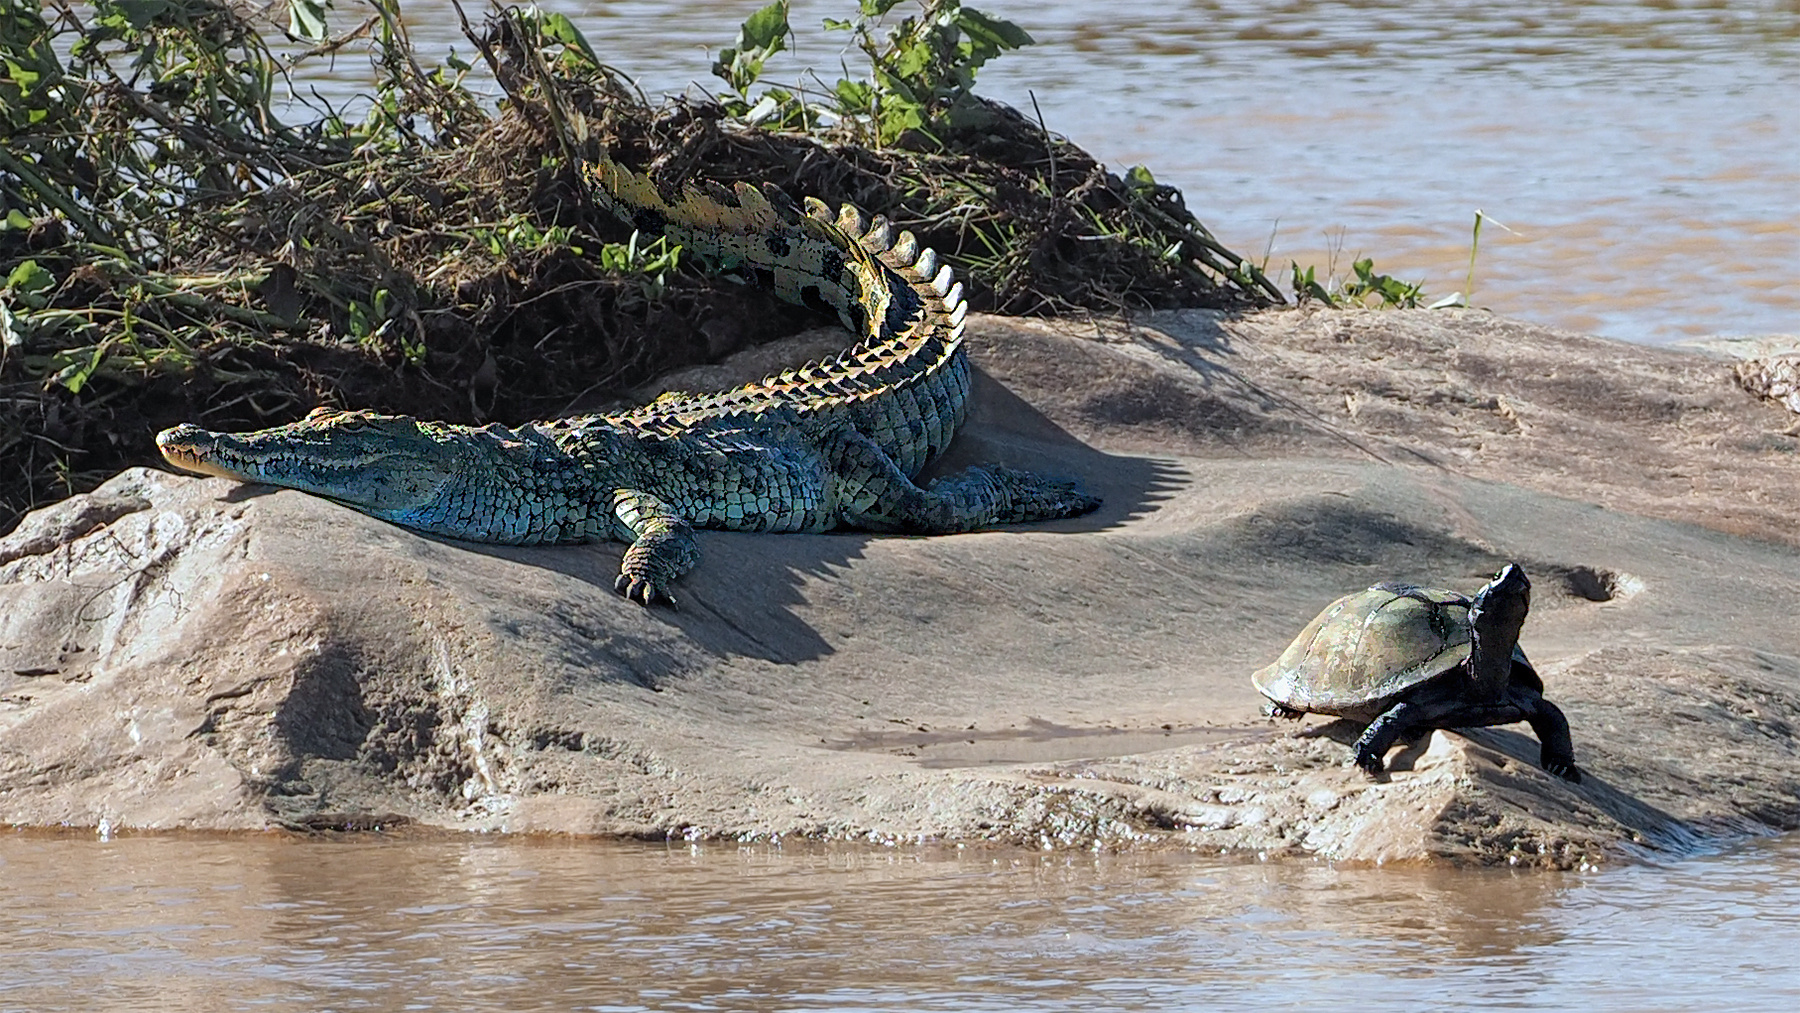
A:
[{"xmin": 5, "ymin": 308, "xmax": 1800, "ymax": 866}]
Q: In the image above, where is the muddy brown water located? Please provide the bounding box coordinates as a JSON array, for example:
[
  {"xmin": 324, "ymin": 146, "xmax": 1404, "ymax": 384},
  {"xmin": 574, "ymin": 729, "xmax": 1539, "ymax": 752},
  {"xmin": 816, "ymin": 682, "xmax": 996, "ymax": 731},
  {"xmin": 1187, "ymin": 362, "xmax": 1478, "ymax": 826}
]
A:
[
  {"xmin": 4, "ymin": 832, "xmax": 1800, "ymax": 1011},
  {"xmin": 323, "ymin": 0, "xmax": 1800, "ymax": 344}
]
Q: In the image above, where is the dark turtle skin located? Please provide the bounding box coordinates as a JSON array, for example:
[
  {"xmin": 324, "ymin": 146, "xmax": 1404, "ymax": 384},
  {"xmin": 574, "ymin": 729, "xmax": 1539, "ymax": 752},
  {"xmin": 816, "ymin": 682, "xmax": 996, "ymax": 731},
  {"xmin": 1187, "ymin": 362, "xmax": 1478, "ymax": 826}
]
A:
[{"xmin": 1252, "ymin": 564, "xmax": 1582, "ymax": 783}]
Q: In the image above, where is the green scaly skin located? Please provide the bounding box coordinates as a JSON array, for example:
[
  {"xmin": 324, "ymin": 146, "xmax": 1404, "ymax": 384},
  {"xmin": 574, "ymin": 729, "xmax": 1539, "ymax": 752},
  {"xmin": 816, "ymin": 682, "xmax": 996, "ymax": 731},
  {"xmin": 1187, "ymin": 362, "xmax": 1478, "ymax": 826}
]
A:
[{"xmin": 156, "ymin": 158, "xmax": 1101, "ymax": 606}]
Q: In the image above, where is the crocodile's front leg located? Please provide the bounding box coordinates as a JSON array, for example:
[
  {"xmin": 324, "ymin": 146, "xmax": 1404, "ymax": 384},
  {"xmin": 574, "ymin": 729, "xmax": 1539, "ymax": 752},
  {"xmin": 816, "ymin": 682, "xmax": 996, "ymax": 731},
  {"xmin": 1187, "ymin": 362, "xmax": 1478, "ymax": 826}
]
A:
[
  {"xmin": 610, "ymin": 489, "xmax": 699, "ymax": 607},
  {"xmin": 826, "ymin": 428, "xmax": 1099, "ymax": 533}
]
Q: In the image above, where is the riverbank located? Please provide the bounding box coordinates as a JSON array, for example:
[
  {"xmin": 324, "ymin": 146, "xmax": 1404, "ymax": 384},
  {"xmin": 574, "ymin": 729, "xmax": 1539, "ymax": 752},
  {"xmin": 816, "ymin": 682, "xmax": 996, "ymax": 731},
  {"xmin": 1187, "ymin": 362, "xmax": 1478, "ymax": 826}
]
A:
[
  {"xmin": 5, "ymin": 306, "xmax": 1798, "ymax": 867},
  {"xmin": 0, "ymin": 1, "xmax": 1275, "ymax": 537}
]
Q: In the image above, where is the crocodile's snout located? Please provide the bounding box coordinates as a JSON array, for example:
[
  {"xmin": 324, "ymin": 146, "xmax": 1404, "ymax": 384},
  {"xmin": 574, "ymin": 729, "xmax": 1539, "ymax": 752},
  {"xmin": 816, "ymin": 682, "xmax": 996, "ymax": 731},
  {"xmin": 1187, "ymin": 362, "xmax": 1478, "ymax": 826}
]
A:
[{"xmin": 156, "ymin": 424, "xmax": 240, "ymax": 480}]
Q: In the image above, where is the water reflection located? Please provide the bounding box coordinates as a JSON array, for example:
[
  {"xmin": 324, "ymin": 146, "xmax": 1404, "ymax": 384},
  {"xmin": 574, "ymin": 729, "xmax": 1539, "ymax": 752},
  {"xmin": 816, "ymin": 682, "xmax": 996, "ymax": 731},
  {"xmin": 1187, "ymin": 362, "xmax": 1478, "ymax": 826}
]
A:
[
  {"xmin": 4, "ymin": 832, "xmax": 1800, "ymax": 1010},
  {"xmin": 277, "ymin": 0, "xmax": 1800, "ymax": 343}
]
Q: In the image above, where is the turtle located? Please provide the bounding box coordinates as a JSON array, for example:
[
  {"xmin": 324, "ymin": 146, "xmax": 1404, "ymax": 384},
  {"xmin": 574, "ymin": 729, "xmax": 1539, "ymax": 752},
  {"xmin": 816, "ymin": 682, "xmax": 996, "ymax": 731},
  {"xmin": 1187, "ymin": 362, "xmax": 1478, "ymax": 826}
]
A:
[{"xmin": 1251, "ymin": 563, "xmax": 1581, "ymax": 783}]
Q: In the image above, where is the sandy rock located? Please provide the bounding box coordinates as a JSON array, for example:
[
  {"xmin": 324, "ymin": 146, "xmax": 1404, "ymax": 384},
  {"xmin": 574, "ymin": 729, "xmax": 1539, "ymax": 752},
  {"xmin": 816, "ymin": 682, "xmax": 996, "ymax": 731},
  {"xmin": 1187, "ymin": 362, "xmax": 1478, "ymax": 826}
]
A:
[{"xmin": 4, "ymin": 307, "xmax": 1800, "ymax": 865}]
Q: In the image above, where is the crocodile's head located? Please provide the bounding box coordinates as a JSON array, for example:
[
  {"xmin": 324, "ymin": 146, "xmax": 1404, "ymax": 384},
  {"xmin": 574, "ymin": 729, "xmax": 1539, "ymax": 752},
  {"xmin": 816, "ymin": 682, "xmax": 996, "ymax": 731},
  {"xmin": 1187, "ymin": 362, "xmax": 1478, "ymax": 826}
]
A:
[{"xmin": 156, "ymin": 408, "xmax": 468, "ymax": 520}]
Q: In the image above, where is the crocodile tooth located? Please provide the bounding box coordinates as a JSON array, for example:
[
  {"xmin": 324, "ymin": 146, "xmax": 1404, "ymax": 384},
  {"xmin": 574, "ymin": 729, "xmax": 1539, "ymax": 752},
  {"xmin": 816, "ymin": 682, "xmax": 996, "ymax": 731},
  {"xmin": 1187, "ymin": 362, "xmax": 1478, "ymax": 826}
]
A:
[
  {"xmin": 942, "ymin": 280, "xmax": 964, "ymax": 310},
  {"xmin": 891, "ymin": 231, "xmax": 918, "ymax": 263},
  {"xmin": 948, "ymin": 299, "xmax": 968, "ymax": 327},
  {"xmin": 914, "ymin": 247, "xmax": 938, "ymax": 279},
  {"xmin": 803, "ymin": 196, "xmax": 832, "ymax": 220},
  {"xmin": 930, "ymin": 265, "xmax": 955, "ymax": 296},
  {"xmin": 836, "ymin": 204, "xmax": 867, "ymax": 234}
]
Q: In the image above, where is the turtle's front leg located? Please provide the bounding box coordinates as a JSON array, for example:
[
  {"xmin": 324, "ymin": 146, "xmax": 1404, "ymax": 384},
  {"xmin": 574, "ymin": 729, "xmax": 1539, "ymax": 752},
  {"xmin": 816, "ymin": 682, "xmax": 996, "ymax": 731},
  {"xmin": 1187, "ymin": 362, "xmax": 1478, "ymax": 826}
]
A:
[
  {"xmin": 611, "ymin": 489, "xmax": 699, "ymax": 607},
  {"xmin": 1350, "ymin": 701, "xmax": 1416, "ymax": 776},
  {"xmin": 1523, "ymin": 696, "xmax": 1583, "ymax": 784}
]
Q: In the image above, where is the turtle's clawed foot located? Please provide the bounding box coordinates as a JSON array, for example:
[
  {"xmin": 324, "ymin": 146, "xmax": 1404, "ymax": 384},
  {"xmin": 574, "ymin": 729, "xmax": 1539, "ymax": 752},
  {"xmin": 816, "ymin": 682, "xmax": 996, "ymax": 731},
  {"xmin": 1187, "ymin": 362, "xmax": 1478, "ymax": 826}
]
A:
[
  {"xmin": 1543, "ymin": 758, "xmax": 1583, "ymax": 784},
  {"xmin": 1352, "ymin": 750, "xmax": 1391, "ymax": 782},
  {"xmin": 614, "ymin": 572, "xmax": 678, "ymax": 609},
  {"xmin": 1262, "ymin": 701, "xmax": 1305, "ymax": 721}
]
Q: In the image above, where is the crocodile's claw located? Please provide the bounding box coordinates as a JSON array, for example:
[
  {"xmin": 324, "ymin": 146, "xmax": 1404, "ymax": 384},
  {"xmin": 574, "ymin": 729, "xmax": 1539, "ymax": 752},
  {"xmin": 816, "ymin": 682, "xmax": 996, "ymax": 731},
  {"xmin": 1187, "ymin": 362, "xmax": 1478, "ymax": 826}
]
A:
[{"xmin": 614, "ymin": 573, "xmax": 678, "ymax": 608}]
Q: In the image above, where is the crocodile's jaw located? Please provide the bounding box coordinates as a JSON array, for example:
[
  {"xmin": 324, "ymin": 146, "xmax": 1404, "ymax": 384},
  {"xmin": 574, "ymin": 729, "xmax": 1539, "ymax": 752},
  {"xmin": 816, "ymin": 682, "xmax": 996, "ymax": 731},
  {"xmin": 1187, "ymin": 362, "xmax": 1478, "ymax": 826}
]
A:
[
  {"xmin": 155, "ymin": 429, "xmax": 259, "ymax": 482},
  {"xmin": 155, "ymin": 409, "xmax": 456, "ymax": 518}
]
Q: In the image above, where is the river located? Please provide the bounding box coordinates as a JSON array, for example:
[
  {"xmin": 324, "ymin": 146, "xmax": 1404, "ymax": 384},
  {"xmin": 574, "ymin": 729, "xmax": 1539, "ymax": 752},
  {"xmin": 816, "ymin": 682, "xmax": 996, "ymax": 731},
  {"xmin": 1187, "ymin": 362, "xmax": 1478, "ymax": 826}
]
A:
[
  {"xmin": 340, "ymin": 0, "xmax": 1800, "ymax": 344},
  {"xmin": 3, "ymin": 831, "xmax": 1799, "ymax": 1010}
]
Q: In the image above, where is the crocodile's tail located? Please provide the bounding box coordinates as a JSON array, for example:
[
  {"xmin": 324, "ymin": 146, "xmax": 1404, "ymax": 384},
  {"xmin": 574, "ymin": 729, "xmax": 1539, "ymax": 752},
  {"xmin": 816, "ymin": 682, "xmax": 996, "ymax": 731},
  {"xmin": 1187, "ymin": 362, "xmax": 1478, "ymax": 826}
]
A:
[{"xmin": 578, "ymin": 158, "xmax": 967, "ymax": 435}]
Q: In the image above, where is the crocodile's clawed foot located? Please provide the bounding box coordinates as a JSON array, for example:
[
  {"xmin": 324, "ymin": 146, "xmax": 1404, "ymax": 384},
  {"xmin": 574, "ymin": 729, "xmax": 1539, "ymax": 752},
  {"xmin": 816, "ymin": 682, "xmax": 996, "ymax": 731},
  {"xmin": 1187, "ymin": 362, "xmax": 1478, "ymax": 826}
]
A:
[{"xmin": 614, "ymin": 573, "xmax": 678, "ymax": 609}]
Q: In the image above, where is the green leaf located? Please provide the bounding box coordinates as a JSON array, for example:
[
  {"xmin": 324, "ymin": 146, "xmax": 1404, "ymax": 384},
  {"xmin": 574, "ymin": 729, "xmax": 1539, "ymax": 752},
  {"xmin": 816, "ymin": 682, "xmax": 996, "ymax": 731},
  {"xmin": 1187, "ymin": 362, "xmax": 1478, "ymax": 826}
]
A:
[
  {"xmin": 859, "ymin": 0, "xmax": 904, "ymax": 16},
  {"xmin": 954, "ymin": 9, "xmax": 1034, "ymax": 51},
  {"xmin": 739, "ymin": 1, "xmax": 791, "ymax": 50},
  {"xmin": 4, "ymin": 58, "xmax": 40, "ymax": 90},
  {"xmin": 714, "ymin": 1, "xmax": 789, "ymax": 93},
  {"xmin": 3, "ymin": 209, "xmax": 33, "ymax": 230},
  {"xmin": 287, "ymin": 0, "xmax": 328, "ymax": 42},
  {"xmin": 833, "ymin": 77, "xmax": 874, "ymax": 113},
  {"xmin": 53, "ymin": 344, "xmax": 107, "ymax": 394},
  {"xmin": 0, "ymin": 300, "xmax": 25, "ymax": 351},
  {"xmin": 6, "ymin": 260, "xmax": 54, "ymax": 296},
  {"xmin": 541, "ymin": 13, "xmax": 600, "ymax": 68},
  {"xmin": 347, "ymin": 300, "xmax": 370, "ymax": 340},
  {"xmin": 712, "ymin": 47, "xmax": 741, "ymax": 83},
  {"xmin": 113, "ymin": 0, "xmax": 174, "ymax": 30}
]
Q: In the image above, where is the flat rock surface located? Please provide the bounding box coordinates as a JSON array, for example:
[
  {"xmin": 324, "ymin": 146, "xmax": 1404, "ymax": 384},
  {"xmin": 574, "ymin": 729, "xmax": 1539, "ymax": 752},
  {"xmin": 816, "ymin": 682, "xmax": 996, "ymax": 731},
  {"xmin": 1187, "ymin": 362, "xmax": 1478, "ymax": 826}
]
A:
[{"xmin": 5, "ymin": 307, "xmax": 1800, "ymax": 866}]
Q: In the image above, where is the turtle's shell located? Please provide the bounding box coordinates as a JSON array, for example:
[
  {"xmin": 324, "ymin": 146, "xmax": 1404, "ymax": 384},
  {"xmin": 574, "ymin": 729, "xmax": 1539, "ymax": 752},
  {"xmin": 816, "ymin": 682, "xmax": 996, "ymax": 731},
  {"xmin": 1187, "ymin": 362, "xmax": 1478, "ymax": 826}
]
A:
[{"xmin": 1253, "ymin": 583, "xmax": 1478, "ymax": 722}]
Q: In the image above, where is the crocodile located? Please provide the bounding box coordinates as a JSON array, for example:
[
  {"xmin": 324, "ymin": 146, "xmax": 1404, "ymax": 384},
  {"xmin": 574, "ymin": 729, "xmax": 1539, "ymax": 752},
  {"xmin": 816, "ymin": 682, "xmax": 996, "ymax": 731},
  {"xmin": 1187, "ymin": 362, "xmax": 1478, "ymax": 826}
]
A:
[{"xmin": 156, "ymin": 157, "xmax": 1101, "ymax": 605}]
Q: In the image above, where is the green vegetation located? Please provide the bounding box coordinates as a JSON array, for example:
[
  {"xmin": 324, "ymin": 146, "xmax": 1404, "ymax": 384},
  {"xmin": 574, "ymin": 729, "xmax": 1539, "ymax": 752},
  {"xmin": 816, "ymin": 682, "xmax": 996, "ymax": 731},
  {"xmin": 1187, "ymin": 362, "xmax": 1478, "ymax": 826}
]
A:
[
  {"xmin": 1289, "ymin": 255, "xmax": 1427, "ymax": 309},
  {"xmin": 714, "ymin": 0, "xmax": 1034, "ymax": 148},
  {"xmin": 1, "ymin": 0, "xmax": 1283, "ymax": 533}
]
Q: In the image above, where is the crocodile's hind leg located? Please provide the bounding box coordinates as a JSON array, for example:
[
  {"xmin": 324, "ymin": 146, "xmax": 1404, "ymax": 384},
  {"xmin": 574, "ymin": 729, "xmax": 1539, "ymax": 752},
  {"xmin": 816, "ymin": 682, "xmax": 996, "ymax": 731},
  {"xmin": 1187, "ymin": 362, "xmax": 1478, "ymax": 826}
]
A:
[
  {"xmin": 610, "ymin": 489, "xmax": 699, "ymax": 607},
  {"xmin": 826, "ymin": 428, "xmax": 1099, "ymax": 533}
]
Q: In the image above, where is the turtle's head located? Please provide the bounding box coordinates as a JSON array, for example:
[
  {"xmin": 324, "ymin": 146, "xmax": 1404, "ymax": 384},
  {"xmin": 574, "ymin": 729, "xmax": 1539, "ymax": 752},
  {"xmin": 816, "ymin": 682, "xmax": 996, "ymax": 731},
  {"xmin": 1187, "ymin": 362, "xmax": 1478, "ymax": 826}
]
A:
[
  {"xmin": 157, "ymin": 408, "xmax": 467, "ymax": 520},
  {"xmin": 1470, "ymin": 563, "xmax": 1531, "ymax": 626},
  {"xmin": 1467, "ymin": 563, "xmax": 1531, "ymax": 692}
]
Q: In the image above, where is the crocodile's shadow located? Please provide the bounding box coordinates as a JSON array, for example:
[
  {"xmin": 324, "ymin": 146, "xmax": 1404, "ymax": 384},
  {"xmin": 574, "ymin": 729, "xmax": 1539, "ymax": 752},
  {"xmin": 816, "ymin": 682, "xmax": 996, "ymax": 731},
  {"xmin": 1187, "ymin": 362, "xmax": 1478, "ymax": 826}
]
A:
[{"xmin": 462, "ymin": 361, "xmax": 1183, "ymax": 666}]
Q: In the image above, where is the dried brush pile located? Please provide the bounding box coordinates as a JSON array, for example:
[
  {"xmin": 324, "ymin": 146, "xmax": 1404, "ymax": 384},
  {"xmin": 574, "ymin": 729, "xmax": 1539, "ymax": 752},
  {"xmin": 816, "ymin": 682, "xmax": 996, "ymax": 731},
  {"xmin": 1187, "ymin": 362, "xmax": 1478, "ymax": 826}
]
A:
[{"xmin": 0, "ymin": 0, "xmax": 1280, "ymax": 534}]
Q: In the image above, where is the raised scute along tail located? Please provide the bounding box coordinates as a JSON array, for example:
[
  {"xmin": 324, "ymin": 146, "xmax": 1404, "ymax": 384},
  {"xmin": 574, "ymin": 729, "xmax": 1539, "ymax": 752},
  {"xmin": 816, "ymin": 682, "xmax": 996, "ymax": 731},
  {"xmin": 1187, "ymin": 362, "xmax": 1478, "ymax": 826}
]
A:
[{"xmin": 577, "ymin": 157, "xmax": 967, "ymax": 429}]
